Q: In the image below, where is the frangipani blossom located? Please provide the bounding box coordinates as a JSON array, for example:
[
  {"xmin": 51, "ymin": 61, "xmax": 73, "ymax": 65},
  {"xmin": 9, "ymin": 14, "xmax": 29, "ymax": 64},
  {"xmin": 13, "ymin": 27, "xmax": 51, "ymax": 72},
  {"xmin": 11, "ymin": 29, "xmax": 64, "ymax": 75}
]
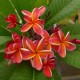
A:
[
  {"xmin": 21, "ymin": 6, "xmax": 46, "ymax": 35},
  {"xmin": 4, "ymin": 33, "xmax": 30, "ymax": 63},
  {"xmin": 41, "ymin": 30, "xmax": 52, "ymax": 50},
  {"xmin": 49, "ymin": 29, "xmax": 76, "ymax": 57},
  {"xmin": 5, "ymin": 14, "xmax": 17, "ymax": 29},
  {"xmin": 42, "ymin": 54, "xmax": 55, "ymax": 77},
  {"xmin": 41, "ymin": 28, "xmax": 60, "ymax": 50},
  {"xmin": 22, "ymin": 37, "xmax": 54, "ymax": 70}
]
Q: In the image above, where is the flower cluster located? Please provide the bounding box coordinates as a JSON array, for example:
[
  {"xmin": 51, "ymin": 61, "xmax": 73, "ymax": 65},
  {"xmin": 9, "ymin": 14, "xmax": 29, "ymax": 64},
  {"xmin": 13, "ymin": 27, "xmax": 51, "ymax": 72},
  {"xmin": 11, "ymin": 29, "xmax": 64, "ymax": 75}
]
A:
[{"xmin": 4, "ymin": 6, "xmax": 76, "ymax": 78}]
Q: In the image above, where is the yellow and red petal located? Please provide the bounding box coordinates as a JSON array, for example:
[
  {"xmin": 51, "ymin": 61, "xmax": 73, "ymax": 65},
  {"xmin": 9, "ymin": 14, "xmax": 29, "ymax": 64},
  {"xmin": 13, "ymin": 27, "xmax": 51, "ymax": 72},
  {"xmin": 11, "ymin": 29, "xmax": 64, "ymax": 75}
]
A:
[
  {"xmin": 33, "ymin": 23, "xmax": 43, "ymax": 35},
  {"xmin": 38, "ymin": 6, "xmax": 46, "ymax": 16},
  {"xmin": 43, "ymin": 66, "xmax": 52, "ymax": 78},
  {"xmin": 38, "ymin": 50, "xmax": 53, "ymax": 58},
  {"xmin": 49, "ymin": 38, "xmax": 60, "ymax": 45},
  {"xmin": 22, "ymin": 10, "xmax": 31, "ymax": 17},
  {"xmin": 25, "ymin": 37, "xmax": 36, "ymax": 52},
  {"xmin": 64, "ymin": 32, "xmax": 70, "ymax": 41},
  {"xmin": 32, "ymin": 8, "xmax": 39, "ymax": 21},
  {"xmin": 22, "ymin": 37, "xmax": 28, "ymax": 49},
  {"xmin": 41, "ymin": 30, "xmax": 50, "ymax": 40},
  {"xmin": 21, "ymin": 23, "xmax": 32, "ymax": 32},
  {"xmin": 64, "ymin": 41, "xmax": 76, "ymax": 51},
  {"xmin": 12, "ymin": 33, "xmax": 21, "ymax": 43},
  {"xmin": 37, "ymin": 19, "xmax": 44, "ymax": 28},
  {"xmin": 13, "ymin": 51, "xmax": 22, "ymax": 63},
  {"xmin": 20, "ymin": 48, "xmax": 35, "ymax": 60},
  {"xmin": 46, "ymin": 44, "xmax": 51, "ymax": 50},
  {"xmin": 58, "ymin": 44, "xmax": 66, "ymax": 58},
  {"xmin": 33, "ymin": 54, "xmax": 42, "ymax": 70},
  {"xmin": 33, "ymin": 40, "xmax": 39, "ymax": 48},
  {"xmin": 58, "ymin": 30, "xmax": 64, "ymax": 41},
  {"xmin": 24, "ymin": 16, "xmax": 32, "ymax": 23},
  {"xmin": 36, "ymin": 38, "xmax": 45, "ymax": 51}
]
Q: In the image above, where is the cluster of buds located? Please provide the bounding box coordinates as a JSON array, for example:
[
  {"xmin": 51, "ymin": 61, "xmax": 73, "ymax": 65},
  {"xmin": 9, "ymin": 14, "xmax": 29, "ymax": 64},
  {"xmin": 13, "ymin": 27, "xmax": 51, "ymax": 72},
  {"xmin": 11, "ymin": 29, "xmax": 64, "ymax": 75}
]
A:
[{"xmin": 4, "ymin": 6, "xmax": 76, "ymax": 78}]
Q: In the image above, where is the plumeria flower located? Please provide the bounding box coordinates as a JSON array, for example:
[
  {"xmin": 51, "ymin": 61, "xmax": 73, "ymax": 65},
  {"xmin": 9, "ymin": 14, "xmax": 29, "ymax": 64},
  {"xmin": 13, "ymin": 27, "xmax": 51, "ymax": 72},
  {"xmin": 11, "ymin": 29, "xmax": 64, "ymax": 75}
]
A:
[
  {"xmin": 23, "ymin": 37, "xmax": 54, "ymax": 70},
  {"xmin": 21, "ymin": 6, "xmax": 46, "ymax": 35},
  {"xmin": 41, "ymin": 28, "xmax": 60, "ymax": 50},
  {"xmin": 41, "ymin": 30, "xmax": 52, "ymax": 50},
  {"xmin": 49, "ymin": 29, "xmax": 76, "ymax": 57},
  {"xmin": 4, "ymin": 33, "xmax": 30, "ymax": 63},
  {"xmin": 42, "ymin": 54, "xmax": 55, "ymax": 77},
  {"xmin": 5, "ymin": 14, "xmax": 17, "ymax": 29}
]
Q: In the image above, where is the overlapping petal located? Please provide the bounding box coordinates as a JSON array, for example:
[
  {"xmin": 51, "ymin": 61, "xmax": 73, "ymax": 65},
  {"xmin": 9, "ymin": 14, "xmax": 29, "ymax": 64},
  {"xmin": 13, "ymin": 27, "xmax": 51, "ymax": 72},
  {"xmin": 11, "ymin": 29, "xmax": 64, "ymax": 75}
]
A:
[
  {"xmin": 12, "ymin": 33, "xmax": 21, "ymax": 43},
  {"xmin": 33, "ymin": 54, "xmax": 42, "ymax": 70},
  {"xmin": 36, "ymin": 38, "xmax": 45, "ymax": 51},
  {"xmin": 58, "ymin": 44, "xmax": 66, "ymax": 57},
  {"xmin": 38, "ymin": 50, "xmax": 53, "ymax": 58},
  {"xmin": 64, "ymin": 41, "xmax": 76, "ymax": 51},
  {"xmin": 25, "ymin": 37, "xmax": 36, "ymax": 52},
  {"xmin": 43, "ymin": 66, "xmax": 52, "ymax": 78},
  {"xmin": 33, "ymin": 23, "xmax": 43, "ymax": 35},
  {"xmin": 21, "ymin": 23, "xmax": 32, "ymax": 32}
]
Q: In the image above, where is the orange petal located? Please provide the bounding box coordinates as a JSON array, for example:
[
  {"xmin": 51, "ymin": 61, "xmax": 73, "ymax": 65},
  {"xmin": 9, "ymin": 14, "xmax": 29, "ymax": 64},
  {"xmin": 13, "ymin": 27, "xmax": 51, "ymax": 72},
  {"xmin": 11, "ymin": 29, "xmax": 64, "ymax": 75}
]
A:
[
  {"xmin": 36, "ymin": 38, "xmax": 45, "ymax": 51},
  {"xmin": 43, "ymin": 66, "xmax": 52, "ymax": 78},
  {"xmin": 22, "ymin": 37, "xmax": 28, "ymax": 48},
  {"xmin": 37, "ymin": 19, "xmax": 44, "ymax": 27},
  {"xmin": 58, "ymin": 44, "xmax": 66, "ymax": 58},
  {"xmin": 58, "ymin": 30, "xmax": 64, "ymax": 41},
  {"xmin": 33, "ymin": 40, "xmax": 39, "ymax": 48},
  {"xmin": 32, "ymin": 8, "xmax": 39, "ymax": 21},
  {"xmin": 38, "ymin": 50, "xmax": 53, "ymax": 58},
  {"xmin": 20, "ymin": 48, "xmax": 36, "ymax": 60},
  {"xmin": 41, "ymin": 30, "xmax": 50, "ymax": 40},
  {"xmin": 64, "ymin": 32, "xmax": 70, "ymax": 41},
  {"xmin": 25, "ymin": 37, "xmax": 36, "ymax": 52},
  {"xmin": 46, "ymin": 44, "xmax": 51, "ymax": 50},
  {"xmin": 21, "ymin": 23, "xmax": 32, "ymax": 32},
  {"xmin": 33, "ymin": 54, "xmax": 42, "ymax": 70},
  {"xmin": 33, "ymin": 23, "xmax": 43, "ymax": 35},
  {"xmin": 24, "ymin": 16, "xmax": 32, "ymax": 23},
  {"xmin": 13, "ymin": 51, "xmax": 22, "ymax": 63},
  {"xmin": 49, "ymin": 38, "xmax": 60, "ymax": 45},
  {"xmin": 22, "ymin": 51, "xmax": 35, "ymax": 60},
  {"xmin": 64, "ymin": 41, "xmax": 76, "ymax": 51},
  {"xmin": 22, "ymin": 10, "xmax": 31, "ymax": 17},
  {"xmin": 38, "ymin": 6, "xmax": 46, "ymax": 16}
]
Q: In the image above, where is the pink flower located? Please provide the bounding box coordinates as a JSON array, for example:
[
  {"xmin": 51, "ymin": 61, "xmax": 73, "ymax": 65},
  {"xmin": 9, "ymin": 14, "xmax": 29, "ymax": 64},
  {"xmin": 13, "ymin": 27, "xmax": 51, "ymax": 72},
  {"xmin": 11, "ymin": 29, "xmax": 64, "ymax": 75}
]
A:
[
  {"xmin": 42, "ymin": 54, "xmax": 55, "ymax": 77},
  {"xmin": 4, "ymin": 33, "xmax": 30, "ymax": 63},
  {"xmin": 5, "ymin": 14, "xmax": 17, "ymax": 29},
  {"xmin": 22, "ymin": 37, "xmax": 53, "ymax": 70},
  {"xmin": 21, "ymin": 6, "xmax": 46, "ymax": 35},
  {"xmin": 49, "ymin": 29, "xmax": 76, "ymax": 57}
]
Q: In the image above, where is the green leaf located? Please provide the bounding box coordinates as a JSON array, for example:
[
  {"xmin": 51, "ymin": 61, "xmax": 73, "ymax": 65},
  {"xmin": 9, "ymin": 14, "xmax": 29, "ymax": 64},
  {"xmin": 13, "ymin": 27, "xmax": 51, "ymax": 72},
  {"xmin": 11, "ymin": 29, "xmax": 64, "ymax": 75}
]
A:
[
  {"xmin": 45, "ymin": 0, "xmax": 80, "ymax": 27},
  {"xmin": 0, "ymin": 36, "xmax": 11, "ymax": 45},
  {"xmin": 0, "ymin": 0, "xmax": 16, "ymax": 17},
  {"xmin": 0, "ymin": 61, "xmax": 61, "ymax": 80}
]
